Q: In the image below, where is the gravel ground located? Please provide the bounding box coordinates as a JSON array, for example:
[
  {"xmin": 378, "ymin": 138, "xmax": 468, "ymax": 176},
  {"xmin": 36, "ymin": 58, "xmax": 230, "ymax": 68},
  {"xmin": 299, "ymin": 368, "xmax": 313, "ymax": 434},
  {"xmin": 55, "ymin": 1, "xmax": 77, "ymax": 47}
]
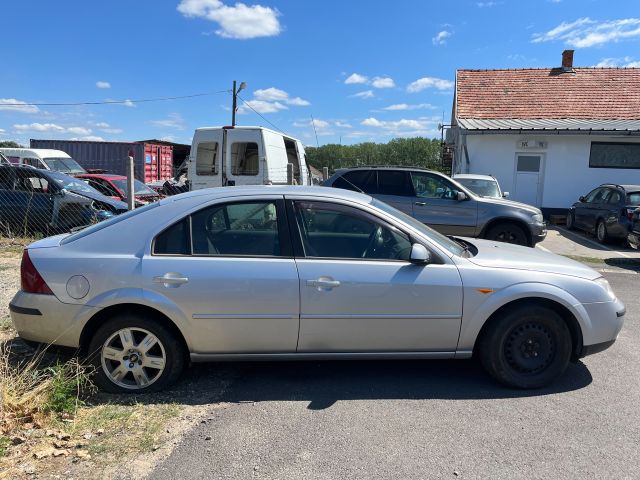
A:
[{"xmin": 0, "ymin": 252, "xmax": 21, "ymax": 319}]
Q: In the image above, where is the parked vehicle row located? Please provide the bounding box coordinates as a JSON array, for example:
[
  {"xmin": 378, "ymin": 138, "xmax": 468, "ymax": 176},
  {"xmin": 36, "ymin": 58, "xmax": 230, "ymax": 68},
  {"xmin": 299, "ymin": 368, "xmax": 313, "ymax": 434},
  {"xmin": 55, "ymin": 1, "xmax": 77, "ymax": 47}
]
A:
[{"xmin": 9, "ymin": 186, "xmax": 624, "ymax": 393}]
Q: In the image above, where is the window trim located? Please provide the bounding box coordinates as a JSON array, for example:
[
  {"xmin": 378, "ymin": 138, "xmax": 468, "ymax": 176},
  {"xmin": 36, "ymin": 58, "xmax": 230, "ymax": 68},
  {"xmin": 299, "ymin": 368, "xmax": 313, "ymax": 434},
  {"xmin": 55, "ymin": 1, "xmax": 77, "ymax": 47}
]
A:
[{"xmin": 151, "ymin": 198, "xmax": 292, "ymax": 258}]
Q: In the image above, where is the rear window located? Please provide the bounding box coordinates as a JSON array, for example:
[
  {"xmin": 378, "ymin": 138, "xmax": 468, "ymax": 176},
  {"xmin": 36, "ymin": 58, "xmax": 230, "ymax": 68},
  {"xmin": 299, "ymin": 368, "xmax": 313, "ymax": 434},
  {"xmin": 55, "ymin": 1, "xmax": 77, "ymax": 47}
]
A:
[
  {"xmin": 333, "ymin": 170, "xmax": 377, "ymax": 194},
  {"xmin": 378, "ymin": 171, "xmax": 412, "ymax": 196},
  {"xmin": 627, "ymin": 192, "xmax": 640, "ymax": 205}
]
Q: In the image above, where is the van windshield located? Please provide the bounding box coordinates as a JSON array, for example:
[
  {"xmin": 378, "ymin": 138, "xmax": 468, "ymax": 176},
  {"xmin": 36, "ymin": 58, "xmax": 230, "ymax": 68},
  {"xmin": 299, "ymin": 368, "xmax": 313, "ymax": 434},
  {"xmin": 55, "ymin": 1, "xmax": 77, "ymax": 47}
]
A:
[{"xmin": 44, "ymin": 157, "xmax": 86, "ymax": 174}]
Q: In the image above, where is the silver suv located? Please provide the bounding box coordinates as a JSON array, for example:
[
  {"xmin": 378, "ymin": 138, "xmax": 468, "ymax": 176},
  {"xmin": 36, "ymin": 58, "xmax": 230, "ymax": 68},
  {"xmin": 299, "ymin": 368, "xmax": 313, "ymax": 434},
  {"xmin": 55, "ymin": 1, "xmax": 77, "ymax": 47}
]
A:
[{"xmin": 324, "ymin": 167, "xmax": 546, "ymax": 247}]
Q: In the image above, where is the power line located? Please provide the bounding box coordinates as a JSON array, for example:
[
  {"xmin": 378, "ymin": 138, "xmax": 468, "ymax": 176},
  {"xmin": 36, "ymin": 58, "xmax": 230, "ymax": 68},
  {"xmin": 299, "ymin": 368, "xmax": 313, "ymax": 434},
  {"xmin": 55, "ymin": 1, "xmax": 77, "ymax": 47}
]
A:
[
  {"xmin": 0, "ymin": 90, "xmax": 230, "ymax": 107},
  {"xmin": 236, "ymin": 94, "xmax": 287, "ymax": 134}
]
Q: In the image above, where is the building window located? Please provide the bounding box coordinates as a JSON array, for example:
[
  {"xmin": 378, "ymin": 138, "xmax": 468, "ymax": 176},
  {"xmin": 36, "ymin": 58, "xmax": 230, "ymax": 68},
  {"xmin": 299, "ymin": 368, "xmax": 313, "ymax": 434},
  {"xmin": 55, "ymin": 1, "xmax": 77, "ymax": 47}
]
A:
[
  {"xmin": 195, "ymin": 142, "xmax": 219, "ymax": 176},
  {"xmin": 589, "ymin": 142, "xmax": 640, "ymax": 169}
]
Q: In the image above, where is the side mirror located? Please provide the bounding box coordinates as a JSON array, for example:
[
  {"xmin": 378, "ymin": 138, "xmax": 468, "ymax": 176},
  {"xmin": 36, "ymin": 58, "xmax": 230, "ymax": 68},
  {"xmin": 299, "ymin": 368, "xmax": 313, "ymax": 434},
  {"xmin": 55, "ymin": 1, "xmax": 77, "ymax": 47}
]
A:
[
  {"xmin": 502, "ymin": 191, "xmax": 510, "ymax": 198},
  {"xmin": 456, "ymin": 191, "xmax": 467, "ymax": 201},
  {"xmin": 410, "ymin": 243, "xmax": 431, "ymax": 264},
  {"xmin": 579, "ymin": 196, "xmax": 585, "ymax": 202}
]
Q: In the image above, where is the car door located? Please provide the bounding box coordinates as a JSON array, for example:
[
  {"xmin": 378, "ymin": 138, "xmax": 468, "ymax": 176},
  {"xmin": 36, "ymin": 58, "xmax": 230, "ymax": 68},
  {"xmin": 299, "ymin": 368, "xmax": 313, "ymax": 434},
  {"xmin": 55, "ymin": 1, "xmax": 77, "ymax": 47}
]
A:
[
  {"xmin": 585, "ymin": 188, "xmax": 610, "ymax": 232},
  {"xmin": 290, "ymin": 199, "xmax": 463, "ymax": 353},
  {"xmin": 374, "ymin": 170, "xmax": 414, "ymax": 214},
  {"xmin": 142, "ymin": 197, "xmax": 301, "ymax": 354},
  {"xmin": 574, "ymin": 188, "xmax": 600, "ymax": 229},
  {"xmin": 13, "ymin": 169, "xmax": 55, "ymax": 232},
  {"xmin": 409, "ymin": 171, "xmax": 477, "ymax": 236}
]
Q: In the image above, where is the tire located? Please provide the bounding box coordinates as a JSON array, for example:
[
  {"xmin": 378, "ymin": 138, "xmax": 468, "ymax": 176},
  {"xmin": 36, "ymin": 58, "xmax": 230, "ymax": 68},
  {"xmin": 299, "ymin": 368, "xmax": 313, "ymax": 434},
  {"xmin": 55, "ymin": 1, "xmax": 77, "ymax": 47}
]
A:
[
  {"xmin": 478, "ymin": 304, "xmax": 572, "ymax": 389},
  {"xmin": 87, "ymin": 312, "xmax": 186, "ymax": 393},
  {"xmin": 566, "ymin": 211, "xmax": 575, "ymax": 230},
  {"xmin": 596, "ymin": 220, "xmax": 609, "ymax": 244},
  {"xmin": 485, "ymin": 222, "xmax": 529, "ymax": 246}
]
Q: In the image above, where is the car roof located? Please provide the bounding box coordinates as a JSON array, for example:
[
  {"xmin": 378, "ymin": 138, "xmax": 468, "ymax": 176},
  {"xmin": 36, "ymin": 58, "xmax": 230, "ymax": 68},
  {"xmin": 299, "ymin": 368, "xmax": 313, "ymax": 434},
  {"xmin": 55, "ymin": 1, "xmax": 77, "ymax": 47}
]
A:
[
  {"xmin": 452, "ymin": 173, "xmax": 496, "ymax": 180},
  {"xmin": 77, "ymin": 173, "xmax": 126, "ymax": 180},
  {"xmin": 334, "ymin": 166, "xmax": 442, "ymax": 174},
  {"xmin": 601, "ymin": 184, "xmax": 640, "ymax": 191}
]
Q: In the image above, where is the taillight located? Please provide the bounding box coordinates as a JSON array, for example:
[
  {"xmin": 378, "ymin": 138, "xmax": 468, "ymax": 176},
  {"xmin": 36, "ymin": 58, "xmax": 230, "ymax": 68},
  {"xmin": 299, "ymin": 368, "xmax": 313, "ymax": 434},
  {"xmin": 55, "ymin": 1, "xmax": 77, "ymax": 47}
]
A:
[
  {"xmin": 21, "ymin": 249, "xmax": 53, "ymax": 295},
  {"xmin": 624, "ymin": 208, "xmax": 635, "ymax": 221}
]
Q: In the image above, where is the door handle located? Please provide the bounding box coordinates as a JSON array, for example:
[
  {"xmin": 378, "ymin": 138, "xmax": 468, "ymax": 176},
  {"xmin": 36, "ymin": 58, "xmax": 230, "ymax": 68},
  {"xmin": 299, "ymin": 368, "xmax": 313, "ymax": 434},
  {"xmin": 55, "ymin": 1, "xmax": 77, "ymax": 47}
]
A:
[
  {"xmin": 153, "ymin": 273, "xmax": 189, "ymax": 287},
  {"xmin": 414, "ymin": 201, "xmax": 427, "ymax": 206},
  {"xmin": 306, "ymin": 278, "xmax": 341, "ymax": 289}
]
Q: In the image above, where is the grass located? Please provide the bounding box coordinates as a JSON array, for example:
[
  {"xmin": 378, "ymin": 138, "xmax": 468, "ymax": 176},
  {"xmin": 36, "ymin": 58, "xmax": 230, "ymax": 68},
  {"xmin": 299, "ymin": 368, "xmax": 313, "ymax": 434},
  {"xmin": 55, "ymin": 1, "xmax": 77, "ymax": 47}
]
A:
[
  {"xmin": 0, "ymin": 436, "xmax": 9, "ymax": 458},
  {"xmin": 0, "ymin": 317, "xmax": 12, "ymax": 333}
]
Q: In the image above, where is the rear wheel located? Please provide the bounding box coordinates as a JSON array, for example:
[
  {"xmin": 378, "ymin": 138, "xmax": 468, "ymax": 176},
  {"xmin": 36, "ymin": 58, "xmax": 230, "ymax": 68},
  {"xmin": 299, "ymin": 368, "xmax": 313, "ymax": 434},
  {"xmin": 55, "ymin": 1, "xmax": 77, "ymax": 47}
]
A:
[
  {"xmin": 485, "ymin": 222, "xmax": 529, "ymax": 246},
  {"xmin": 596, "ymin": 220, "xmax": 609, "ymax": 244},
  {"xmin": 478, "ymin": 304, "xmax": 572, "ymax": 389},
  {"xmin": 566, "ymin": 211, "xmax": 575, "ymax": 230},
  {"xmin": 87, "ymin": 313, "xmax": 185, "ymax": 393}
]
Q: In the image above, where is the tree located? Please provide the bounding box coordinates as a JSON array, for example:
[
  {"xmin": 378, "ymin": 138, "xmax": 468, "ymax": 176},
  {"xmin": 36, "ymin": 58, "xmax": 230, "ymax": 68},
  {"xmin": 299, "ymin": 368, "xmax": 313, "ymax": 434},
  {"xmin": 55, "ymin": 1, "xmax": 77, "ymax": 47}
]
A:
[{"xmin": 0, "ymin": 141, "xmax": 23, "ymax": 148}]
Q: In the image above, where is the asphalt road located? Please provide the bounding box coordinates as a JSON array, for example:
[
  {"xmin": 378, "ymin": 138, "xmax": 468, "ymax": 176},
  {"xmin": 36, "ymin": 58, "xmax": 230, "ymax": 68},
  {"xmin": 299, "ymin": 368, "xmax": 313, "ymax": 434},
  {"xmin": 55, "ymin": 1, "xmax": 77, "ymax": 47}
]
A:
[{"xmin": 137, "ymin": 268, "xmax": 639, "ymax": 480}]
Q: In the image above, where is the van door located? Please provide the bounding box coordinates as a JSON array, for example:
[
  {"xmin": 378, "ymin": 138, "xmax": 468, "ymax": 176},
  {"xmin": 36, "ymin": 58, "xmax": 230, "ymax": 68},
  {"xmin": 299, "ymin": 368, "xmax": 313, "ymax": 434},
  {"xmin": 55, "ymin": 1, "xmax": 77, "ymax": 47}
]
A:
[
  {"xmin": 296, "ymin": 141, "xmax": 310, "ymax": 185},
  {"xmin": 189, "ymin": 130, "xmax": 224, "ymax": 190},
  {"xmin": 225, "ymin": 129, "xmax": 264, "ymax": 186}
]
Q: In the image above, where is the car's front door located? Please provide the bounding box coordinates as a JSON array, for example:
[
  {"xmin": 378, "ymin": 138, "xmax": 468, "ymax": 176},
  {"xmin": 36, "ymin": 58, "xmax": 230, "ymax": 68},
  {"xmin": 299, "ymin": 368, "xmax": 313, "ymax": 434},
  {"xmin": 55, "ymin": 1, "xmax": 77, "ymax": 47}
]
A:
[
  {"xmin": 574, "ymin": 188, "xmax": 599, "ymax": 229},
  {"xmin": 584, "ymin": 188, "xmax": 610, "ymax": 232},
  {"xmin": 289, "ymin": 199, "xmax": 463, "ymax": 353},
  {"xmin": 409, "ymin": 171, "xmax": 477, "ymax": 236},
  {"xmin": 142, "ymin": 197, "xmax": 300, "ymax": 354}
]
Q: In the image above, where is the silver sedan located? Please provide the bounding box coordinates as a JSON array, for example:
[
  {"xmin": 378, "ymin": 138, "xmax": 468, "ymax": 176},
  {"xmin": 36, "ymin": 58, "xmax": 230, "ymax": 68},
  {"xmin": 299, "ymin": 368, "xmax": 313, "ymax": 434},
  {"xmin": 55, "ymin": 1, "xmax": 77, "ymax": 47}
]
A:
[{"xmin": 10, "ymin": 186, "xmax": 625, "ymax": 392}]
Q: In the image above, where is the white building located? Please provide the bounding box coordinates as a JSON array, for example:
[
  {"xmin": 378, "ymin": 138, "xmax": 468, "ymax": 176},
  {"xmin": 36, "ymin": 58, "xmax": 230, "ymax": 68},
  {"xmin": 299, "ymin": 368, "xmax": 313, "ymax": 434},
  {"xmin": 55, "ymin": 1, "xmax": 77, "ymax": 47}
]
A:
[{"xmin": 448, "ymin": 50, "xmax": 640, "ymax": 215}]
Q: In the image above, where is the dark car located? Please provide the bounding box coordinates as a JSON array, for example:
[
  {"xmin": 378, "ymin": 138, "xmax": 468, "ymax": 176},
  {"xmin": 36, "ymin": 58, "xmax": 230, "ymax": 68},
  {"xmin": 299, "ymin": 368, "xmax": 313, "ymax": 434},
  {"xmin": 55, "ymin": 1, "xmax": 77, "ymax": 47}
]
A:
[
  {"xmin": 76, "ymin": 173, "xmax": 160, "ymax": 206},
  {"xmin": 324, "ymin": 167, "xmax": 546, "ymax": 247},
  {"xmin": 0, "ymin": 166, "xmax": 128, "ymax": 236},
  {"xmin": 566, "ymin": 184, "xmax": 640, "ymax": 243},
  {"xmin": 628, "ymin": 208, "xmax": 640, "ymax": 249}
]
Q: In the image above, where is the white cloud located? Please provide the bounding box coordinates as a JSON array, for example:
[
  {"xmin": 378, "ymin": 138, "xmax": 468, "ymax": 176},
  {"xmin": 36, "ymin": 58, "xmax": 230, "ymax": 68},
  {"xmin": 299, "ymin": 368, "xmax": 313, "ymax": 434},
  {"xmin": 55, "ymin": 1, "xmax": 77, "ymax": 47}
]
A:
[
  {"xmin": 344, "ymin": 73, "xmax": 369, "ymax": 85},
  {"xmin": 294, "ymin": 118, "xmax": 334, "ymax": 136},
  {"xmin": 96, "ymin": 81, "xmax": 111, "ymax": 89},
  {"xmin": 149, "ymin": 113, "xmax": 186, "ymax": 130},
  {"xmin": 177, "ymin": 0, "xmax": 282, "ymax": 39},
  {"xmin": 238, "ymin": 100, "xmax": 288, "ymax": 114},
  {"xmin": 351, "ymin": 90, "xmax": 375, "ymax": 99},
  {"xmin": 382, "ymin": 103, "xmax": 436, "ymax": 111},
  {"xmin": 477, "ymin": 1, "xmax": 502, "ymax": 7},
  {"xmin": 95, "ymin": 122, "xmax": 110, "ymax": 128},
  {"xmin": 0, "ymin": 128, "xmax": 6, "ymax": 135},
  {"xmin": 432, "ymin": 30, "xmax": 451, "ymax": 45},
  {"xmin": 123, "ymin": 99, "xmax": 135, "ymax": 108},
  {"xmin": 371, "ymin": 76, "xmax": 395, "ymax": 89},
  {"xmin": 0, "ymin": 98, "xmax": 39, "ymax": 114},
  {"xmin": 253, "ymin": 87, "xmax": 310, "ymax": 106},
  {"xmin": 335, "ymin": 121, "xmax": 353, "ymax": 128},
  {"xmin": 407, "ymin": 77, "xmax": 454, "ymax": 93},
  {"xmin": 594, "ymin": 56, "xmax": 640, "ymax": 67},
  {"xmin": 66, "ymin": 127, "xmax": 92, "ymax": 136},
  {"xmin": 71, "ymin": 135, "xmax": 105, "ymax": 141},
  {"xmin": 532, "ymin": 17, "xmax": 640, "ymax": 48},
  {"xmin": 13, "ymin": 123, "xmax": 95, "ymax": 136},
  {"xmin": 360, "ymin": 117, "xmax": 439, "ymax": 137}
]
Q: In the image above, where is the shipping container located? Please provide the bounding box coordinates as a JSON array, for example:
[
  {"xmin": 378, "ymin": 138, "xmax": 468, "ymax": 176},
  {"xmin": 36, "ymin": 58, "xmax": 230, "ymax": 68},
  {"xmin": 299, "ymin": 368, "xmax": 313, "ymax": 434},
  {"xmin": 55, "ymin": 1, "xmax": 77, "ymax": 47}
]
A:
[{"xmin": 30, "ymin": 139, "xmax": 174, "ymax": 183}]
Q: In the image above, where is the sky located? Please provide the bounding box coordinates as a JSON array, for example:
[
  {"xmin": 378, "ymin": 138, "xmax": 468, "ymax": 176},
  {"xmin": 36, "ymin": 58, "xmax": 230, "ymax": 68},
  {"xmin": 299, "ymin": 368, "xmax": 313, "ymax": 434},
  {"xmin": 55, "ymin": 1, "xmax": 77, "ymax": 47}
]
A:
[{"xmin": 2, "ymin": 0, "xmax": 640, "ymax": 147}]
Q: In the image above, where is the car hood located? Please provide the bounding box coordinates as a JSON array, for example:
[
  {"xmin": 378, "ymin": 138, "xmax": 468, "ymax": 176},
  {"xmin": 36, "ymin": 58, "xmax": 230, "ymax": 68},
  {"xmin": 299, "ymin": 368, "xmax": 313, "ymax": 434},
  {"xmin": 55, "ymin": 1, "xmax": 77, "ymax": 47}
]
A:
[
  {"xmin": 464, "ymin": 238, "xmax": 601, "ymax": 280},
  {"xmin": 476, "ymin": 196, "xmax": 541, "ymax": 214},
  {"xmin": 66, "ymin": 188, "xmax": 128, "ymax": 210}
]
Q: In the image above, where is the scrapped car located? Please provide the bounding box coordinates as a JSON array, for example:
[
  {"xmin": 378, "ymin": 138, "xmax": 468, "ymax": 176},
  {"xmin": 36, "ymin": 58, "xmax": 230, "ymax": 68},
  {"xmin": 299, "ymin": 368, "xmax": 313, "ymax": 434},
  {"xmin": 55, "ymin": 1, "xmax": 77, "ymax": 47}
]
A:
[
  {"xmin": 452, "ymin": 174, "xmax": 508, "ymax": 199},
  {"xmin": 10, "ymin": 186, "xmax": 624, "ymax": 393},
  {"xmin": 324, "ymin": 167, "xmax": 546, "ymax": 247},
  {"xmin": 0, "ymin": 166, "xmax": 127, "ymax": 235},
  {"xmin": 0, "ymin": 148, "xmax": 86, "ymax": 175},
  {"xmin": 566, "ymin": 184, "xmax": 640, "ymax": 244},
  {"xmin": 76, "ymin": 173, "xmax": 160, "ymax": 205}
]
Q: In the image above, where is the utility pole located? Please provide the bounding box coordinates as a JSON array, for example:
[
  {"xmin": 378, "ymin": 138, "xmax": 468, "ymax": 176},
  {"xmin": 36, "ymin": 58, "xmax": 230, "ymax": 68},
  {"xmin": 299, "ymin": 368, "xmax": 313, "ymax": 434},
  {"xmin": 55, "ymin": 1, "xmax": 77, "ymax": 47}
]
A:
[{"xmin": 231, "ymin": 80, "xmax": 247, "ymax": 127}]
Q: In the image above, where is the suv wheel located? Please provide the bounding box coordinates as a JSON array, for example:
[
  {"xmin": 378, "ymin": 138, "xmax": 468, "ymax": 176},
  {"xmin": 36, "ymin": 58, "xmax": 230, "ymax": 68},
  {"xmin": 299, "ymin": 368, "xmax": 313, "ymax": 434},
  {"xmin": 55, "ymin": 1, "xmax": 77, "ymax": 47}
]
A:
[
  {"xmin": 478, "ymin": 304, "xmax": 572, "ymax": 389},
  {"xmin": 88, "ymin": 312, "xmax": 185, "ymax": 393},
  {"xmin": 596, "ymin": 220, "xmax": 609, "ymax": 244},
  {"xmin": 485, "ymin": 222, "xmax": 528, "ymax": 246}
]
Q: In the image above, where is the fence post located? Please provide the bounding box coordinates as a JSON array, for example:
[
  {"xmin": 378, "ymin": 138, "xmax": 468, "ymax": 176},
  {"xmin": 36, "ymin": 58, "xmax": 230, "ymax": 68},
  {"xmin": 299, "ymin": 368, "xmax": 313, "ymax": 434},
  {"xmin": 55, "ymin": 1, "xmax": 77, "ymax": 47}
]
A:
[
  {"xmin": 322, "ymin": 167, "xmax": 329, "ymax": 181},
  {"xmin": 287, "ymin": 163, "xmax": 294, "ymax": 185},
  {"xmin": 126, "ymin": 156, "xmax": 135, "ymax": 210}
]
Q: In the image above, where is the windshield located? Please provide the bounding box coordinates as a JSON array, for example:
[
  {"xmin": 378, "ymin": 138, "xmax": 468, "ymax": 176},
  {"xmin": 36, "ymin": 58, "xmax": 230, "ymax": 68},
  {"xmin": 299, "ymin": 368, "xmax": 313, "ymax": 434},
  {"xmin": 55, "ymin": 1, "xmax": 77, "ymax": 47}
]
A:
[
  {"xmin": 110, "ymin": 178, "xmax": 158, "ymax": 196},
  {"xmin": 43, "ymin": 157, "xmax": 86, "ymax": 174},
  {"xmin": 456, "ymin": 178, "xmax": 501, "ymax": 198},
  {"xmin": 627, "ymin": 192, "xmax": 640, "ymax": 205},
  {"xmin": 47, "ymin": 171, "xmax": 104, "ymax": 195},
  {"xmin": 371, "ymin": 199, "xmax": 466, "ymax": 256}
]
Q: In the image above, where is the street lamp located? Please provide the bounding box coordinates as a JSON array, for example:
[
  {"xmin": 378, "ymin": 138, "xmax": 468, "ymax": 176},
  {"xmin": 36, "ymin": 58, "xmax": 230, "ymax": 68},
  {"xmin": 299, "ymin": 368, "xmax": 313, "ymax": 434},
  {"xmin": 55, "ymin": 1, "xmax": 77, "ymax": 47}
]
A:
[{"xmin": 231, "ymin": 80, "xmax": 247, "ymax": 127}]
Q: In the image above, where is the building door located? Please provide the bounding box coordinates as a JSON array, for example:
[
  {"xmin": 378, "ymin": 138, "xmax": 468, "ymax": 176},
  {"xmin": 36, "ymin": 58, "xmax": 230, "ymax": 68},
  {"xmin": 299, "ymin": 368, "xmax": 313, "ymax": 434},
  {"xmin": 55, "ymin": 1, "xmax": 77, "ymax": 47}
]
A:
[{"xmin": 513, "ymin": 154, "xmax": 543, "ymax": 207}]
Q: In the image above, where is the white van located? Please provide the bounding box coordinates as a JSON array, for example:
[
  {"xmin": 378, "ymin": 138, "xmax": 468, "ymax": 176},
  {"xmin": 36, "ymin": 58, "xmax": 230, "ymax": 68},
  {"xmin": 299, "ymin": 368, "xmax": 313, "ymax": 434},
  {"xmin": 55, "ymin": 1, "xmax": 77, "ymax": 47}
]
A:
[
  {"xmin": 0, "ymin": 148, "xmax": 86, "ymax": 174},
  {"xmin": 188, "ymin": 126, "xmax": 310, "ymax": 189}
]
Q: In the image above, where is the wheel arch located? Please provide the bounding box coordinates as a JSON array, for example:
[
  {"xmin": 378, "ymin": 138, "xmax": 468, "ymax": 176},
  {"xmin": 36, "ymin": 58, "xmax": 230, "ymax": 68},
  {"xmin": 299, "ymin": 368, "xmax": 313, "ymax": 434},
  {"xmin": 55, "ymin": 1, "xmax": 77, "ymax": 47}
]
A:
[
  {"xmin": 472, "ymin": 297, "xmax": 584, "ymax": 361},
  {"xmin": 480, "ymin": 217, "xmax": 532, "ymax": 246}
]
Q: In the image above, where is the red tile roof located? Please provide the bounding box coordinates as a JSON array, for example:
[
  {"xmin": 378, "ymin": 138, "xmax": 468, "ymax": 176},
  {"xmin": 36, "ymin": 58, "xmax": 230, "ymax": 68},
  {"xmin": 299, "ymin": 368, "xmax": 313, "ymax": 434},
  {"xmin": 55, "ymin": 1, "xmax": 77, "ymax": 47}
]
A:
[{"xmin": 455, "ymin": 68, "xmax": 640, "ymax": 120}]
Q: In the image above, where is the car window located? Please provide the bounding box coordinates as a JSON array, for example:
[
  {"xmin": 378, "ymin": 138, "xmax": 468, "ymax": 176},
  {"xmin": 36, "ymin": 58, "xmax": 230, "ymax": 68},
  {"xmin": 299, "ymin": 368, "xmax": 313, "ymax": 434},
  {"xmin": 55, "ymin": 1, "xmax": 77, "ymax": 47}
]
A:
[
  {"xmin": 583, "ymin": 188, "xmax": 601, "ymax": 203},
  {"xmin": 333, "ymin": 170, "xmax": 377, "ymax": 194},
  {"xmin": 154, "ymin": 218, "xmax": 190, "ymax": 255},
  {"xmin": 191, "ymin": 201, "xmax": 280, "ymax": 256},
  {"xmin": 607, "ymin": 190, "xmax": 622, "ymax": 205},
  {"xmin": 86, "ymin": 179, "xmax": 118, "ymax": 197},
  {"xmin": 455, "ymin": 178, "xmax": 500, "ymax": 198},
  {"xmin": 593, "ymin": 189, "xmax": 611, "ymax": 204},
  {"xmin": 23, "ymin": 158, "xmax": 46, "ymax": 169},
  {"xmin": 15, "ymin": 170, "xmax": 48, "ymax": 193},
  {"xmin": 294, "ymin": 201, "xmax": 412, "ymax": 261},
  {"xmin": 0, "ymin": 167, "xmax": 14, "ymax": 190},
  {"xmin": 411, "ymin": 172, "xmax": 457, "ymax": 199},
  {"xmin": 627, "ymin": 192, "xmax": 640, "ymax": 205},
  {"xmin": 377, "ymin": 170, "xmax": 412, "ymax": 196}
]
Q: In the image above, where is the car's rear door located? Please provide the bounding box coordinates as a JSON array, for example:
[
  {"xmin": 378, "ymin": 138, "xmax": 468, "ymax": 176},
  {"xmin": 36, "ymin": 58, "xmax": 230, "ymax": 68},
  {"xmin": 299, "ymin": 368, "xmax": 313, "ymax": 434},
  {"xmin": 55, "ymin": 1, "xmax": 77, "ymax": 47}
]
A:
[
  {"xmin": 289, "ymin": 198, "xmax": 463, "ymax": 353},
  {"xmin": 142, "ymin": 196, "xmax": 301, "ymax": 354},
  {"xmin": 373, "ymin": 170, "xmax": 414, "ymax": 214}
]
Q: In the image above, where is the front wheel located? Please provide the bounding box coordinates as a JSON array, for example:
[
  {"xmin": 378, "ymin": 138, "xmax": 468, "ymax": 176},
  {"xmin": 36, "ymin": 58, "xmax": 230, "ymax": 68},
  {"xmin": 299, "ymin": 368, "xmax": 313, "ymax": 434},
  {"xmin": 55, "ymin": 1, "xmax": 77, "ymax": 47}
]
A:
[
  {"xmin": 478, "ymin": 304, "xmax": 572, "ymax": 389},
  {"xmin": 596, "ymin": 220, "xmax": 609, "ymax": 244},
  {"xmin": 88, "ymin": 313, "xmax": 186, "ymax": 393},
  {"xmin": 484, "ymin": 222, "xmax": 529, "ymax": 246}
]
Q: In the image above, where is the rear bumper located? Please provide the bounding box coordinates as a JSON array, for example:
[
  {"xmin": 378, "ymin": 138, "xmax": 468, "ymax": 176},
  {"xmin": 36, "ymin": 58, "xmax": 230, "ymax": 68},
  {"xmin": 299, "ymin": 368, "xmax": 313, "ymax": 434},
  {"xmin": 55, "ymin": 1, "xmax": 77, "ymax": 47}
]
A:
[
  {"xmin": 9, "ymin": 291, "xmax": 97, "ymax": 348},
  {"xmin": 628, "ymin": 231, "xmax": 640, "ymax": 249}
]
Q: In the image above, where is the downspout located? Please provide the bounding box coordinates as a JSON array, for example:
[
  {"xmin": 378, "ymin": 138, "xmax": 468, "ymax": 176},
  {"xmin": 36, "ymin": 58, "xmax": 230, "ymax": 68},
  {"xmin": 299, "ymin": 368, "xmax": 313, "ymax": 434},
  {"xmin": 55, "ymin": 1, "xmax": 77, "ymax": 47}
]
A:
[{"xmin": 462, "ymin": 132, "xmax": 470, "ymax": 174}]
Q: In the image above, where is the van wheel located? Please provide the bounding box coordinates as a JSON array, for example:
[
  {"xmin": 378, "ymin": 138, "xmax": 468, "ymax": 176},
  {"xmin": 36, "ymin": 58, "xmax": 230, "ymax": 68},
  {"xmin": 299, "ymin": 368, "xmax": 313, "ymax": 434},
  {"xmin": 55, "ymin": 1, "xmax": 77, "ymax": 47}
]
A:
[
  {"xmin": 596, "ymin": 220, "xmax": 609, "ymax": 244},
  {"xmin": 87, "ymin": 313, "xmax": 185, "ymax": 393},
  {"xmin": 485, "ymin": 222, "xmax": 528, "ymax": 246},
  {"xmin": 478, "ymin": 304, "xmax": 572, "ymax": 389}
]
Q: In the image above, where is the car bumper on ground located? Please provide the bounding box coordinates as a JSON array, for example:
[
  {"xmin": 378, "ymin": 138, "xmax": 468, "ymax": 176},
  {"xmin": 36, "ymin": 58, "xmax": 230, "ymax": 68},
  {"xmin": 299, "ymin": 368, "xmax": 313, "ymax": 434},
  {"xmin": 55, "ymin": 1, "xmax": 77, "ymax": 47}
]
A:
[{"xmin": 9, "ymin": 290, "xmax": 96, "ymax": 348}]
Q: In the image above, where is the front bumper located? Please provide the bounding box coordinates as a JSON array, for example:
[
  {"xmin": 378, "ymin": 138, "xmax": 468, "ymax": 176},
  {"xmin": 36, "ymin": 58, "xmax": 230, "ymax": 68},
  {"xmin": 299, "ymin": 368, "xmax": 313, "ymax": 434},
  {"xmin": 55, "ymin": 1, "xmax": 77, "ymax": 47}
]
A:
[
  {"xmin": 9, "ymin": 291, "xmax": 97, "ymax": 348},
  {"xmin": 579, "ymin": 298, "xmax": 626, "ymax": 356},
  {"xmin": 530, "ymin": 222, "xmax": 547, "ymax": 245}
]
